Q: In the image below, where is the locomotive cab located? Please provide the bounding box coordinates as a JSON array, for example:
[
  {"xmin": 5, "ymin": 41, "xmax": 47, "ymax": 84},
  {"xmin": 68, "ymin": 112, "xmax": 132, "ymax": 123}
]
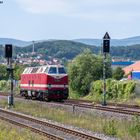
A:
[
  {"xmin": 47, "ymin": 66, "xmax": 66, "ymax": 74},
  {"xmin": 46, "ymin": 65, "xmax": 68, "ymax": 100}
]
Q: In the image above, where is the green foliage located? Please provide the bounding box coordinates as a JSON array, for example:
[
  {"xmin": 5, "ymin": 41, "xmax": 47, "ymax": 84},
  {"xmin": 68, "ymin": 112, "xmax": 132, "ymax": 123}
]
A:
[
  {"xmin": 69, "ymin": 88, "xmax": 82, "ymax": 99},
  {"xmin": 0, "ymin": 80, "xmax": 8, "ymax": 91},
  {"xmin": 128, "ymin": 116, "xmax": 140, "ymax": 137},
  {"xmin": 0, "ymin": 64, "xmax": 8, "ymax": 80},
  {"xmin": 14, "ymin": 64, "xmax": 25, "ymax": 80},
  {"xmin": 0, "ymin": 64, "xmax": 25, "ymax": 81},
  {"xmin": 87, "ymin": 79, "xmax": 136, "ymax": 101},
  {"xmin": 112, "ymin": 67, "xmax": 124, "ymax": 80},
  {"xmin": 103, "ymin": 120, "xmax": 117, "ymax": 136},
  {"xmin": 68, "ymin": 49, "xmax": 112, "ymax": 96},
  {"xmin": 124, "ymin": 81, "xmax": 136, "ymax": 99},
  {"xmin": 88, "ymin": 80, "xmax": 103, "ymax": 101},
  {"xmin": 0, "ymin": 80, "xmax": 19, "ymax": 94}
]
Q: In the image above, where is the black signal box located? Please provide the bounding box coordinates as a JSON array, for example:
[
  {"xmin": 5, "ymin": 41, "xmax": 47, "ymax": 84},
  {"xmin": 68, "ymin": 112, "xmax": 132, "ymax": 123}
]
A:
[
  {"xmin": 103, "ymin": 32, "xmax": 110, "ymax": 53},
  {"xmin": 103, "ymin": 39, "xmax": 110, "ymax": 53},
  {"xmin": 5, "ymin": 44, "xmax": 12, "ymax": 58}
]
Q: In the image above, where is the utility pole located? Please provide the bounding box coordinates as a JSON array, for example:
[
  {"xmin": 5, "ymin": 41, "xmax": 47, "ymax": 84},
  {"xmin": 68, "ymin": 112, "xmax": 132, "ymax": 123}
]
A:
[
  {"xmin": 5, "ymin": 44, "xmax": 14, "ymax": 107},
  {"xmin": 102, "ymin": 32, "xmax": 110, "ymax": 106}
]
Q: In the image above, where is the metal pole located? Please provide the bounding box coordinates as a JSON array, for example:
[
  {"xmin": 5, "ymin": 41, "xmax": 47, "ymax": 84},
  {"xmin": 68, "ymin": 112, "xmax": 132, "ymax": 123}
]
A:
[
  {"xmin": 32, "ymin": 41, "xmax": 35, "ymax": 54},
  {"xmin": 102, "ymin": 32, "xmax": 110, "ymax": 106},
  {"xmin": 10, "ymin": 58, "xmax": 14, "ymax": 106},
  {"xmin": 7, "ymin": 58, "xmax": 14, "ymax": 107},
  {"xmin": 103, "ymin": 52, "xmax": 107, "ymax": 106}
]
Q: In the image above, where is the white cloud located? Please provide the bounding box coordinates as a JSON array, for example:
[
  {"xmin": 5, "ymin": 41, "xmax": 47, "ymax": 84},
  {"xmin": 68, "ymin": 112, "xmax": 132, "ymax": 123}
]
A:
[
  {"xmin": 15, "ymin": 0, "xmax": 140, "ymax": 21},
  {"xmin": 15, "ymin": 0, "xmax": 73, "ymax": 14}
]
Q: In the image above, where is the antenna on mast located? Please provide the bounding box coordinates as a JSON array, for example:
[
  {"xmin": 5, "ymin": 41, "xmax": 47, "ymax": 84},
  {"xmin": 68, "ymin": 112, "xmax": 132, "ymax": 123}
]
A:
[{"xmin": 32, "ymin": 41, "xmax": 35, "ymax": 54}]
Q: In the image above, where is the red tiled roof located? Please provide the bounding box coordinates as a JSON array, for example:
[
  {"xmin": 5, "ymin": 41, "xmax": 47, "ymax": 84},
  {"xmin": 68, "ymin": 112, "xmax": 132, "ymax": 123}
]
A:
[{"xmin": 123, "ymin": 61, "xmax": 140, "ymax": 75}]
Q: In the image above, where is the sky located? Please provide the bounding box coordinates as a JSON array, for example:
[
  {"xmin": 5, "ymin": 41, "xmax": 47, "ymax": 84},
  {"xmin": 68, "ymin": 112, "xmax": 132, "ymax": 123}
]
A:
[{"xmin": 0, "ymin": 0, "xmax": 140, "ymax": 41}]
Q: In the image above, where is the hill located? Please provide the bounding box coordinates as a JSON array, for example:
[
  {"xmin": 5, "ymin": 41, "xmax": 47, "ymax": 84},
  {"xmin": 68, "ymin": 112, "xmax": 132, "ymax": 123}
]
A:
[
  {"xmin": 16, "ymin": 41, "xmax": 140, "ymax": 60},
  {"xmin": 1, "ymin": 35, "xmax": 140, "ymax": 47},
  {"xmin": 0, "ymin": 38, "xmax": 31, "ymax": 47},
  {"xmin": 74, "ymin": 36, "xmax": 140, "ymax": 46},
  {"xmin": 15, "ymin": 40, "xmax": 99, "ymax": 59},
  {"xmin": 1, "ymin": 40, "xmax": 140, "ymax": 60},
  {"xmin": 110, "ymin": 44, "xmax": 140, "ymax": 60}
]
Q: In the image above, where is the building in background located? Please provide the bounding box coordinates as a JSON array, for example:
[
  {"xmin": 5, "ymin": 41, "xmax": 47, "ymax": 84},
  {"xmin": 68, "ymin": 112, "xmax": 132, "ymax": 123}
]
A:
[
  {"xmin": 123, "ymin": 61, "xmax": 140, "ymax": 80},
  {"xmin": 112, "ymin": 59, "xmax": 134, "ymax": 69}
]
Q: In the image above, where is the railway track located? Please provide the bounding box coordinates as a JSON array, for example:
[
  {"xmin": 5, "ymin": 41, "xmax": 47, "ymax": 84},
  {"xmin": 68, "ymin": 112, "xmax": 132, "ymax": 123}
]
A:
[
  {"xmin": 65, "ymin": 99, "xmax": 140, "ymax": 116},
  {"xmin": 68, "ymin": 99, "xmax": 140, "ymax": 109},
  {"xmin": 0, "ymin": 93, "xmax": 140, "ymax": 116},
  {"xmin": 0, "ymin": 108, "xmax": 102, "ymax": 140},
  {"xmin": 1, "ymin": 92, "xmax": 140, "ymax": 109}
]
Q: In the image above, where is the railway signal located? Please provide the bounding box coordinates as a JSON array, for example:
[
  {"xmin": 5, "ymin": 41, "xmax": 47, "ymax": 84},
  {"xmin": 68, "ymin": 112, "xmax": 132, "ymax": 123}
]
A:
[
  {"xmin": 103, "ymin": 32, "xmax": 110, "ymax": 53},
  {"xmin": 102, "ymin": 32, "xmax": 110, "ymax": 106},
  {"xmin": 5, "ymin": 44, "xmax": 12, "ymax": 58},
  {"xmin": 5, "ymin": 44, "xmax": 14, "ymax": 107}
]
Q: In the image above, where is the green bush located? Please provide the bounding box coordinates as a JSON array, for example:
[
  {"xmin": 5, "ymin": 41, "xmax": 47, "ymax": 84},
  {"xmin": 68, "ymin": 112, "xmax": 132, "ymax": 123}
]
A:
[
  {"xmin": 87, "ymin": 80, "xmax": 103, "ymax": 102},
  {"xmin": 88, "ymin": 79, "xmax": 136, "ymax": 101},
  {"xmin": 0, "ymin": 80, "xmax": 8, "ymax": 92},
  {"xmin": 0, "ymin": 80, "xmax": 20, "ymax": 94},
  {"xmin": 112, "ymin": 67, "xmax": 124, "ymax": 80}
]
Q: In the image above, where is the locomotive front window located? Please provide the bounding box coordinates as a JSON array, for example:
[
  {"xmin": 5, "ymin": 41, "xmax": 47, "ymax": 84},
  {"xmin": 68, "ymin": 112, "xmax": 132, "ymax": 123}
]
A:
[
  {"xmin": 48, "ymin": 67, "xmax": 57, "ymax": 74},
  {"xmin": 58, "ymin": 67, "xmax": 66, "ymax": 74}
]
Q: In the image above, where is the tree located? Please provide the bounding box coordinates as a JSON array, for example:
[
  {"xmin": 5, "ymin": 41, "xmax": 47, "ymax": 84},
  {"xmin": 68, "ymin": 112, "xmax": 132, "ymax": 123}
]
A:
[
  {"xmin": 0, "ymin": 64, "xmax": 8, "ymax": 80},
  {"xmin": 112, "ymin": 67, "xmax": 124, "ymax": 80},
  {"xmin": 68, "ymin": 49, "xmax": 112, "ymax": 96},
  {"xmin": 14, "ymin": 64, "xmax": 25, "ymax": 80},
  {"xmin": 0, "ymin": 64, "xmax": 25, "ymax": 81}
]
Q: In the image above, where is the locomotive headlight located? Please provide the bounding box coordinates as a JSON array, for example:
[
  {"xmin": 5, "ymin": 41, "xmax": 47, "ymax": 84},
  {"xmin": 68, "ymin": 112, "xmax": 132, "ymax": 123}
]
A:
[
  {"xmin": 64, "ymin": 84, "xmax": 66, "ymax": 89},
  {"xmin": 48, "ymin": 84, "xmax": 51, "ymax": 89}
]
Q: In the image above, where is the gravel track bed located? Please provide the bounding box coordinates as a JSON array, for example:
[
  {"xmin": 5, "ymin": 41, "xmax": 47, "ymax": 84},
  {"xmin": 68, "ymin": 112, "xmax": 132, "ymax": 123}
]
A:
[
  {"xmin": 0, "ymin": 95, "xmax": 137, "ymax": 120},
  {"xmin": 38, "ymin": 101, "xmax": 134, "ymax": 120},
  {"xmin": 16, "ymin": 98, "xmax": 136, "ymax": 120},
  {"xmin": 95, "ymin": 104, "xmax": 140, "ymax": 112}
]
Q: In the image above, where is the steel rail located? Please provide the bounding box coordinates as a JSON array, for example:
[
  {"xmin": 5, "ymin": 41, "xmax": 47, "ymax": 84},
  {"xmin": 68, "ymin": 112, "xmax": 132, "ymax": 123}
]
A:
[
  {"xmin": 64, "ymin": 100, "xmax": 140, "ymax": 116},
  {"xmin": 1, "ymin": 92, "xmax": 140, "ymax": 109},
  {"xmin": 68, "ymin": 99, "xmax": 140, "ymax": 109}
]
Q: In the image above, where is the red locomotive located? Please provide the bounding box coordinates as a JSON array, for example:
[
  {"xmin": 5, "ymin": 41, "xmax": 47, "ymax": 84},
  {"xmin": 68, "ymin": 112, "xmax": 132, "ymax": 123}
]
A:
[{"xmin": 20, "ymin": 64, "xmax": 69, "ymax": 101}]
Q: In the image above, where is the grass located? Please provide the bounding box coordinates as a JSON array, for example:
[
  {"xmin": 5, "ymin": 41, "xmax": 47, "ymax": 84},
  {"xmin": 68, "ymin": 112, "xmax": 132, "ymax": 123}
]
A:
[
  {"xmin": 0, "ymin": 120, "xmax": 46, "ymax": 140},
  {"xmin": 0, "ymin": 99, "xmax": 140, "ymax": 140}
]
